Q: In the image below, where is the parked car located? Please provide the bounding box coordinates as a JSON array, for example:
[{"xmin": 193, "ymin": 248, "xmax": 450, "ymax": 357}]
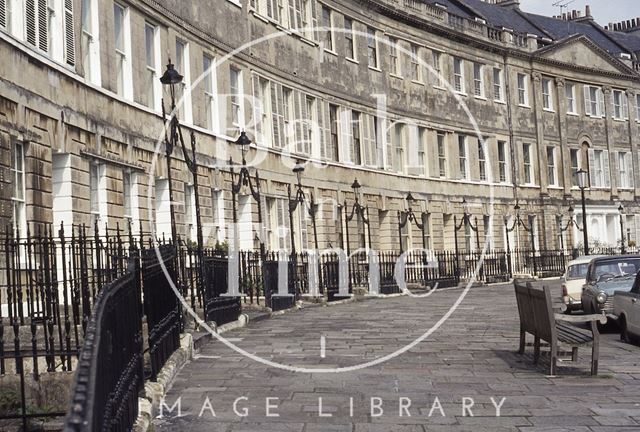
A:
[
  {"xmin": 581, "ymin": 255, "xmax": 640, "ymax": 316},
  {"xmin": 561, "ymin": 255, "xmax": 603, "ymax": 312},
  {"xmin": 613, "ymin": 272, "xmax": 640, "ymax": 342}
]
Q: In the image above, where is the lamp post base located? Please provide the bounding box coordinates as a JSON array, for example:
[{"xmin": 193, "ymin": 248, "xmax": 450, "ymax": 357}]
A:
[{"xmin": 270, "ymin": 293, "xmax": 295, "ymax": 312}]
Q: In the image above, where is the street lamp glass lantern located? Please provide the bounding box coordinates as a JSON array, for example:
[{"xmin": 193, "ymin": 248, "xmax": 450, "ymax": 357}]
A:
[
  {"xmin": 577, "ymin": 169, "xmax": 588, "ymax": 189},
  {"xmin": 233, "ymin": 131, "xmax": 252, "ymax": 162},
  {"xmin": 462, "ymin": 198, "xmax": 470, "ymax": 215},
  {"xmin": 351, "ymin": 178, "xmax": 362, "ymax": 201},
  {"xmin": 293, "ymin": 161, "xmax": 305, "ymax": 185},
  {"xmin": 619, "ymin": 204, "xmax": 625, "ymax": 215},
  {"xmin": 160, "ymin": 62, "xmax": 183, "ymax": 86}
]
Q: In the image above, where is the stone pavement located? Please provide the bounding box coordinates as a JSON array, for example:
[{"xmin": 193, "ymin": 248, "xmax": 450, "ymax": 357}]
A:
[{"xmin": 154, "ymin": 282, "xmax": 640, "ymax": 431}]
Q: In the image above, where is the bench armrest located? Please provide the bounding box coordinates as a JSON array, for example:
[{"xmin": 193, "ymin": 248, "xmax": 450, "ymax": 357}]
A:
[{"xmin": 555, "ymin": 313, "xmax": 607, "ymax": 325}]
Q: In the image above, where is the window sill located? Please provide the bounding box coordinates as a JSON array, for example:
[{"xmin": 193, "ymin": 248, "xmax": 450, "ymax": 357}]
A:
[
  {"xmin": 518, "ymin": 104, "xmax": 531, "ymax": 109},
  {"xmin": 454, "ymin": 91, "xmax": 467, "ymax": 97},
  {"xmin": 433, "ymin": 85, "xmax": 446, "ymax": 91},
  {"xmin": 389, "ymin": 73, "xmax": 403, "ymax": 80},
  {"xmin": 520, "ymin": 184, "xmax": 539, "ymax": 188},
  {"xmin": 474, "ymin": 95, "xmax": 487, "ymax": 101},
  {"xmin": 411, "ymin": 80, "xmax": 425, "ymax": 86},
  {"xmin": 494, "ymin": 99, "xmax": 506, "ymax": 105},
  {"xmin": 567, "ymin": 112, "xmax": 579, "ymax": 117},
  {"xmin": 345, "ymin": 57, "xmax": 359, "ymax": 64},
  {"xmin": 612, "ymin": 117, "xmax": 628, "ymax": 123},
  {"xmin": 323, "ymin": 48, "xmax": 338, "ymax": 57},
  {"xmin": 543, "ymin": 108, "xmax": 555, "ymax": 113},
  {"xmin": 547, "ymin": 185, "xmax": 563, "ymax": 190},
  {"xmin": 368, "ymin": 65, "xmax": 382, "ymax": 73}
]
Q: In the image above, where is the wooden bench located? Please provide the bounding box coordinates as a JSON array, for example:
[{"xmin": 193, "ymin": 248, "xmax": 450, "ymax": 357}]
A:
[{"xmin": 514, "ymin": 281, "xmax": 606, "ymax": 375}]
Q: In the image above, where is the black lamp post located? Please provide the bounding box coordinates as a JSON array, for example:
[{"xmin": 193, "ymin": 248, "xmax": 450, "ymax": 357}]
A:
[
  {"xmin": 229, "ymin": 132, "xmax": 266, "ymax": 304},
  {"xmin": 344, "ymin": 179, "xmax": 373, "ymax": 290},
  {"xmin": 287, "ymin": 161, "xmax": 319, "ymax": 298},
  {"xmin": 619, "ymin": 204, "xmax": 626, "ymax": 254},
  {"xmin": 398, "ymin": 192, "xmax": 428, "ymax": 253},
  {"xmin": 577, "ymin": 168, "xmax": 589, "ymax": 256},
  {"xmin": 159, "ymin": 61, "xmax": 184, "ymax": 242},
  {"xmin": 557, "ymin": 204, "xmax": 585, "ymax": 266},
  {"xmin": 504, "ymin": 202, "xmax": 537, "ymax": 277},
  {"xmin": 453, "ymin": 198, "xmax": 481, "ymax": 280}
]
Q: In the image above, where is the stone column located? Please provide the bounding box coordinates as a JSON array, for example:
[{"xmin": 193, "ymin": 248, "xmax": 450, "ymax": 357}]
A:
[
  {"xmin": 626, "ymin": 90, "xmax": 640, "ymax": 199},
  {"xmin": 603, "ymin": 86, "xmax": 618, "ymax": 199},
  {"xmin": 555, "ymin": 78, "xmax": 572, "ymax": 199},
  {"xmin": 531, "ymin": 72, "xmax": 549, "ymax": 196}
]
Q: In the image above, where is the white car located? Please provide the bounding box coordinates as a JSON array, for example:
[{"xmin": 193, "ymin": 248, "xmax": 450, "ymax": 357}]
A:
[{"xmin": 561, "ymin": 255, "xmax": 604, "ymax": 312}]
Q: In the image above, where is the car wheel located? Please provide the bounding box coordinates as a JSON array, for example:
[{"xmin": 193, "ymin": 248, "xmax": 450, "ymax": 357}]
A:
[{"xmin": 620, "ymin": 315, "xmax": 630, "ymax": 343}]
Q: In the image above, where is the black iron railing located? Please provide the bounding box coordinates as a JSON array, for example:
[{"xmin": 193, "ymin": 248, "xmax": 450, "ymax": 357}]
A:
[{"xmin": 64, "ymin": 258, "xmax": 143, "ymax": 432}]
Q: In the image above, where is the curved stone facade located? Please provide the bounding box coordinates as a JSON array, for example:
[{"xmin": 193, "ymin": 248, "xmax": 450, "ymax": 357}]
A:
[{"xmin": 0, "ymin": 0, "xmax": 639, "ymax": 252}]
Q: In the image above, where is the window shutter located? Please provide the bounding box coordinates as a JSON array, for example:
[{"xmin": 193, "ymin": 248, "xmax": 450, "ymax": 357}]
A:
[
  {"xmin": 584, "ymin": 86, "xmax": 591, "ymax": 116},
  {"xmin": 613, "ymin": 151, "xmax": 620, "ymax": 186},
  {"xmin": 597, "ymin": 89, "xmax": 605, "ymax": 117},
  {"xmin": 270, "ymin": 82, "xmax": 281, "ymax": 148},
  {"xmin": 623, "ymin": 93, "xmax": 629, "ymax": 119},
  {"xmin": 320, "ymin": 101, "xmax": 330, "ymax": 160},
  {"xmin": 628, "ymin": 153, "xmax": 635, "ymax": 188},
  {"xmin": 407, "ymin": 125, "xmax": 420, "ymax": 176},
  {"xmin": 316, "ymin": 100, "xmax": 326, "ymax": 160},
  {"xmin": 38, "ymin": 0, "xmax": 48, "ymax": 52},
  {"xmin": 339, "ymin": 108, "xmax": 352, "ymax": 163},
  {"xmin": 26, "ymin": 0, "xmax": 37, "ymax": 46},
  {"xmin": 293, "ymin": 90, "xmax": 303, "ymax": 153},
  {"xmin": 385, "ymin": 119, "xmax": 393, "ymax": 170},
  {"xmin": 367, "ymin": 115, "xmax": 377, "ymax": 167},
  {"xmin": 634, "ymin": 215, "xmax": 640, "ymax": 246},
  {"xmin": 603, "ymin": 150, "xmax": 610, "ymax": 188},
  {"xmin": 588, "ymin": 149, "xmax": 595, "ymax": 186},
  {"xmin": 298, "ymin": 93, "xmax": 309, "ymax": 155},
  {"xmin": 0, "ymin": 0, "xmax": 6, "ymax": 29},
  {"xmin": 251, "ymin": 75, "xmax": 263, "ymax": 144},
  {"xmin": 64, "ymin": 0, "xmax": 75, "ymax": 66},
  {"xmin": 310, "ymin": 0, "xmax": 318, "ymax": 41}
]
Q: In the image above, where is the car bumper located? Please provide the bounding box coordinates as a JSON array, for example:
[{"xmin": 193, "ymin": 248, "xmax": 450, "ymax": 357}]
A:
[{"xmin": 562, "ymin": 296, "xmax": 582, "ymax": 311}]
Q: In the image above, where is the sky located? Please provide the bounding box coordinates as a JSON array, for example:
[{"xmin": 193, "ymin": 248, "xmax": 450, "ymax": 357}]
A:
[{"xmin": 519, "ymin": 0, "xmax": 638, "ymax": 27}]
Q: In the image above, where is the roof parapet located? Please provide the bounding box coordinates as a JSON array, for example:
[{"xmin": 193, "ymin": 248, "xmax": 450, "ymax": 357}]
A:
[{"xmin": 605, "ymin": 18, "xmax": 640, "ymax": 35}]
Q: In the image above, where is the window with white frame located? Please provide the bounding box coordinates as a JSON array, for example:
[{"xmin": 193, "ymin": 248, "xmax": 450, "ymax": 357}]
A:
[
  {"xmin": 498, "ymin": 140, "xmax": 508, "ymax": 183},
  {"xmin": 301, "ymin": 0, "xmax": 318, "ymax": 42},
  {"xmin": 458, "ymin": 135, "xmax": 468, "ymax": 180},
  {"xmin": 123, "ymin": 170, "xmax": 139, "ymax": 230},
  {"xmin": 566, "ymin": 83, "xmax": 576, "ymax": 114},
  {"xmin": 584, "ymin": 85, "xmax": 604, "ymax": 117},
  {"xmin": 478, "ymin": 140, "xmax": 486, "ymax": 181},
  {"xmin": 155, "ymin": 179, "xmax": 171, "ymax": 238},
  {"xmin": 493, "ymin": 67, "xmax": 503, "ymax": 101},
  {"xmin": 11, "ymin": 141, "xmax": 26, "ymax": 238},
  {"xmin": 184, "ymin": 184, "xmax": 196, "ymax": 241},
  {"xmin": 437, "ymin": 132, "xmax": 446, "ymax": 178},
  {"xmin": 418, "ymin": 127, "xmax": 427, "ymax": 176},
  {"xmin": 410, "ymin": 44, "xmax": 421, "ymax": 82},
  {"xmin": 328, "ymin": 103, "xmax": 339, "ymax": 161},
  {"xmin": 344, "ymin": 17, "xmax": 355, "ymax": 60},
  {"xmin": 113, "ymin": 3, "xmax": 132, "ymax": 99},
  {"xmin": 144, "ymin": 23, "xmax": 161, "ymax": 111},
  {"xmin": 453, "ymin": 57, "xmax": 464, "ymax": 93},
  {"xmin": 591, "ymin": 149, "xmax": 608, "ymax": 188},
  {"xmin": 81, "ymin": 0, "xmax": 101, "ymax": 85},
  {"xmin": 612, "ymin": 89, "xmax": 628, "ymax": 120},
  {"xmin": 89, "ymin": 162, "xmax": 106, "ymax": 227},
  {"xmin": 570, "ymin": 148, "xmax": 580, "ymax": 187},
  {"xmin": 517, "ymin": 73, "xmax": 529, "ymax": 106},
  {"xmin": 175, "ymin": 39, "xmax": 193, "ymax": 123},
  {"xmin": 367, "ymin": 27, "xmax": 378, "ymax": 68},
  {"xmin": 211, "ymin": 189, "xmax": 224, "ymax": 243},
  {"xmin": 203, "ymin": 55, "xmax": 218, "ymax": 132},
  {"xmin": 321, "ymin": 5, "xmax": 333, "ymax": 51},
  {"xmin": 282, "ymin": 86, "xmax": 293, "ymax": 149},
  {"xmin": 546, "ymin": 146, "xmax": 557, "ymax": 186},
  {"xmin": 636, "ymin": 94, "xmax": 640, "ymax": 121},
  {"xmin": 522, "ymin": 143, "xmax": 533, "ymax": 184},
  {"xmin": 393, "ymin": 122, "xmax": 404, "ymax": 173},
  {"xmin": 389, "ymin": 36, "xmax": 399, "ymax": 75},
  {"xmin": 618, "ymin": 152, "xmax": 634, "ymax": 189},
  {"xmin": 473, "ymin": 63, "xmax": 483, "ymax": 97},
  {"xmin": 351, "ymin": 110, "xmax": 362, "ymax": 165},
  {"xmin": 542, "ymin": 78, "xmax": 553, "ymax": 111},
  {"xmin": 229, "ymin": 66, "xmax": 243, "ymax": 128},
  {"xmin": 301, "ymin": 95, "xmax": 316, "ymax": 156},
  {"xmin": 24, "ymin": 0, "xmax": 52, "ymax": 54},
  {"xmin": 432, "ymin": 51, "xmax": 442, "ymax": 86}
]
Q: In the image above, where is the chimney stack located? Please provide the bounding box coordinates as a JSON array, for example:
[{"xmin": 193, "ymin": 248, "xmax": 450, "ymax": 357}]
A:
[{"xmin": 585, "ymin": 5, "xmax": 591, "ymax": 17}]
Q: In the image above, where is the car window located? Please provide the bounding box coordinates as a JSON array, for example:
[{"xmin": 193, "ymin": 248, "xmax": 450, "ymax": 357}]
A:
[
  {"xmin": 593, "ymin": 259, "xmax": 640, "ymax": 280},
  {"xmin": 566, "ymin": 263, "xmax": 589, "ymax": 280}
]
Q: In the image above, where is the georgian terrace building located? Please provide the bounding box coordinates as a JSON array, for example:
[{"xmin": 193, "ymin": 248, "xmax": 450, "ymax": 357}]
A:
[{"xmin": 0, "ymin": 0, "xmax": 639, "ymax": 254}]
